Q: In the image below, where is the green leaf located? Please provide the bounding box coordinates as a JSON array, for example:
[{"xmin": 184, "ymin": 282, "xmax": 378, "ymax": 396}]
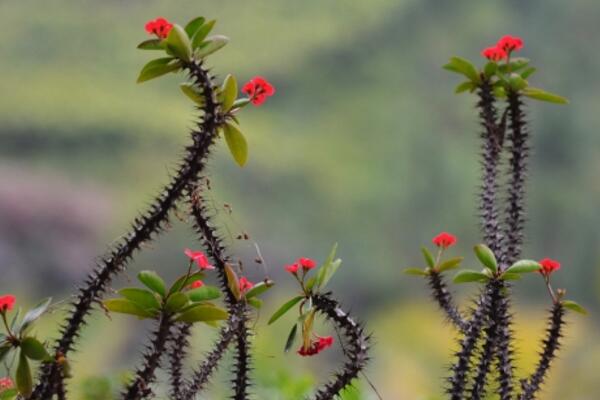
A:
[
  {"xmin": 453, "ymin": 270, "xmax": 490, "ymax": 284},
  {"xmin": 522, "ymin": 87, "xmax": 569, "ymax": 104},
  {"xmin": 137, "ymin": 39, "xmax": 164, "ymax": 51},
  {"xmin": 137, "ymin": 57, "xmax": 181, "ymax": 83},
  {"xmin": 138, "ymin": 271, "xmax": 166, "ymax": 297},
  {"xmin": 443, "ymin": 56, "xmax": 480, "ymax": 82},
  {"xmin": 474, "ymin": 244, "xmax": 498, "ymax": 273},
  {"xmin": 493, "ymin": 85, "xmax": 507, "ymax": 99},
  {"xmin": 0, "ymin": 388, "xmax": 18, "ymax": 399},
  {"xmin": 188, "ymin": 286, "xmax": 222, "ymax": 302},
  {"xmin": 16, "ymin": 351, "xmax": 32, "ymax": 396},
  {"xmin": 232, "ymin": 98, "xmax": 251, "ymax": 109},
  {"xmin": 455, "ymin": 81, "xmax": 475, "ymax": 94},
  {"xmin": 219, "ymin": 74, "xmax": 238, "ymax": 112},
  {"xmin": 0, "ymin": 343, "xmax": 12, "ymax": 364},
  {"xmin": 119, "ymin": 288, "xmax": 160, "ymax": 311},
  {"xmin": 224, "ymin": 264, "xmax": 241, "ymax": 300},
  {"xmin": 247, "ymin": 298, "xmax": 263, "ymax": 309},
  {"xmin": 223, "ymin": 122, "xmax": 248, "ymax": 167},
  {"xmin": 268, "ymin": 296, "xmax": 304, "ymax": 325},
  {"xmin": 195, "ymin": 35, "xmax": 229, "ymax": 58},
  {"xmin": 484, "ymin": 62, "xmax": 497, "ymax": 79},
  {"xmin": 20, "ymin": 297, "xmax": 52, "ymax": 334},
  {"xmin": 175, "ymin": 305, "xmax": 228, "ymax": 323},
  {"xmin": 509, "ymin": 73, "xmax": 528, "ymax": 91},
  {"xmin": 165, "ymin": 24, "xmax": 192, "ymax": 62},
  {"xmin": 421, "ymin": 246, "xmax": 435, "ymax": 268},
  {"xmin": 562, "ymin": 300, "xmax": 587, "ymax": 315},
  {"xmin": 501, "ymin": 272, "xmax": 522, "ymax": 281},
  {"xmin": 191, "ymin": 20, "xmax": 216, "ymax": 50},
  {"xmin": 184, "ymin": 16, "xmax": 206, "ymax": 37},
  {"xmin": 168, "ymin": 271, "xmax": 205, "ymax": 295},
  {"xmin": 103, "ymin": 299, "xmax": 156, "ymax": 319},
  {"xmin": 498, "ymin": 57, "xmax": 530, "ymax": 73},
  {"xmin": 304, "ymin": 276, "xmax": 317, "ymax": 292},
  {"xmin": 505, "ymin": 260, "xmax": 542, "ymax": 274},
  {"xmin": 244, "ymin": 279, "xmax": 275, "ymax": 299},
  {"xmin": 316, "ymin": 243, "xmax": 342, "ymax": 290},
  {"xmin": 20, "ymin": 337, "xmax": 50, "ymax": 361},
  {"xmin": 179, "ymin": 83, "xmax": 205, "ymax": 106},
  {"xmin": 520, "ymin": 66, "xmax": 537, "ymax": 79},
  {"xmin": 438, "ymin": 256, "xmax": 464, "ymax": 273},
  {"xmin": 284, "ymin": 324, "xmax": 298, "ymax": 353},
  {"xmin": 404, "ymin": 268, "xmax": 428, "ymax": 276},
  {"xmin": 165, "ymin": 292, "xmax": 189, "ymax": 313}
]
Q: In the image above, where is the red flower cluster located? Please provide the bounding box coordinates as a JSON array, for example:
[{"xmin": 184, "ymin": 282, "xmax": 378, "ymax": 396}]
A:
[
  {"xmin": 145, "ymin": 17, "xmax": 173, "ymax": 39},
  {"xmin": 432, "ymin": 232, "xmax": 457, "ymax": 249},
  {"xmin": 239, "ymin": 277, "xmax": 254, "ymax": 293},
  {"xmin": 0, "ymin": 295, "xmax": 15, "ymax": 312},
  {"xmin": 539, "ymin": 258, "xmax": 561, "ymax": 276},
  {"xmin": 0, "ymin": 377, "xmax": 14, "ymax": 391},
  {"xmin": 189, "ymin": 280, "xmax": 204, "ymax": 289},
  {"xmin": 481, "ymin": 35, "xmax": 524, "ymax": 61},
  {"xmin": 184, "ymin": 249, "xmax": 215, "ymax": 270},
  {"xmin": 242, "ymin": 77, "xmax": 275, "ymax": 106},
  {"xmin": 285, "ymin": 257, "xmax": 317, "ymax": 275},
  {"xmin": 298, "ymin": 335, "xmax": 334, "ymax": 356}
]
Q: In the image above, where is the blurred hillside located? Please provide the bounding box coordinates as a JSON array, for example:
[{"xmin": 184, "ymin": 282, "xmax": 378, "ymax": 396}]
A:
[{"xmin": 1, "ymin": 0, "xmax": 600, "ymax": 398}]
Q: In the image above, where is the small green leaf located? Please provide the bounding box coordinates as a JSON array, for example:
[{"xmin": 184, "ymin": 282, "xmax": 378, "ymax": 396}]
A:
[
  {"xmin": 522, "ymin": 87, "xmax": 569, "ymax": 104},
  {"xmin": 188, "ymin": 286, "xmax": 221, "ymax": 302},
  {"xmin": 520, "ymin": 67, "xmax": 537, "ymax": 79},
  {"xmin": 268, "ymin": 296, "xmax": 304, "ymax": 325},
  {"xmin": 505, "ymin": 260, "xmax": 542, "ymax": 274},
  {"xmin": 484, "ymin": 62, "xmax": 497, "ymax": 79},
  {"xmin": 509, "ymin": 73, "xmax": 528, "ymax": 91},
  {"xmin": 137, "ymin": 39, "xmax": 164, "ymax": 51},
  {"xmin": 20, "ymin": 337, "xmax": 50, "ymax": 361},
  {"xmin": 453, "ymin": 270, "xmax": 490, "ymax": 284},
  {"xmin": 247, "ymin": 298, "xmax": 263, "ymax": 309},
  {"xmin": 455, "ymin": 81, "xmax": 475, "ymax": 94},
  {"xmin": 421, "ymin": 246, "xmax": 435, "ymax": 268},
  {"xmin": 168, "ymin": 271, "xmax": 205, "ymax": 295},
  {"xmin": 16, "ymin": 351, "xmax": 32, "ymax": 396},
  {"xmin": 191, "ymin": 20, "xmax": 216, "ymax": 49},
  {"xmin": 284, "ymin": 324, "xmax": 298, "ymax": 353},
  {"xmin": 180, "ymin": 83, "xmax": 205, "ymax": 106},
  {"xmin": 103, "ymin": 299, "xmax": 156, "ymax": 319},
  {"xmin": 224, "ymin": 264, "xmax": 241, "ymax": 300},
  {"xmin": 165, "ymin": 24, "xmax": 192, "ymax": 62},
  {"xmin": 219, "ymin": 74, "xmax": 238, "ymax": 112},
  {"xmin": 223, "ymin": 122, "xmax": 248, "ymax": 167},
  {"xmin": 305, "ymin": 276, "xmax": 317, "ymax": 292},
  {"xmin": 195, "ymin": 35, "xmax": 229, "ymax": 58},
  {"xmin": 232, "ymin": 98, "xmax": 251, "ymax": 109},
  {"xmin": 0, "ymin": 388, "xmax": 18, "ymax": 399},
  {"xmin": 501, "ymin": 272, "xmax": 522, "ymax": 281},
  {"xmin": 404, "ymin": 268, "xmax": 428, "ymax": 276},
  {"xmin": 474, "ymin": 244, "xmax": 498, "ymax": 273},
  {"xmin": 498, "ymin": 57, "xmax": 530, "ymax": 73},
  {"xmin": 137, "ymin": 57, "xmax": 181, "ymax": 83},
  {"xmin": 0, "ymin": 343, "xmax": 12, "ymax": 364},
  {"xmin": 562, "ymin": 300, "xmax": 587, "ymax": 315},
  {"xmin": 244, "ymin": 280, "xmax": 275, "ymax": 299},
  {"xmin": 438, "ymin": 257, "xmax": 464, "ymax": 273},
  {"xmin": 316, "ymin": 243, "xmax": 341, "ymax": 290},
  {"xmin": 119, "ymin": 288, "xmax": 160, "ymax": 311},
  {"xmin": 166, "ymin": 292, "xmax": 189, "ymax": 313},
  {"xmin": 443, "ymin": 56, "xmax": 480, "ymax": 82},
  {"xmin": 176, "ymin": 305, "xmax": 228, "ymax": 323},
  {"xmin": 493, "ymin": 85, "xmax": 507, "ymax": 99},
  {"xmin": 138, "ymin": 271, "xmax": 166, "ymax": 297},
  {"xmin": 184, "ymin": 16, "xmax": 206, "ymax": 37},
  {"xmin": 20, "ymin": 297, "xmax": 52, "ymax": 334}
]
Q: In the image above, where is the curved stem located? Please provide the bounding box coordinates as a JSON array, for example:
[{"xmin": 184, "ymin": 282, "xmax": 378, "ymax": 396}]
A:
[
  {"xmin": 427, "ymin": 271, "xmax": 468, "ymax": 332},
  {"xmin": 310, "ymin": 294, "xmax": 370, "ymax": 400},
  {"xmin": 29, "ymin": 60, "xmax": 222, "ymax": 400},
  {"xmin": 122, "ymin": 314, "xmax": 173, "ymax": 400},
  {"xmin": 519, "ymin": 302, "xmax": 565, "ymax": 400}
]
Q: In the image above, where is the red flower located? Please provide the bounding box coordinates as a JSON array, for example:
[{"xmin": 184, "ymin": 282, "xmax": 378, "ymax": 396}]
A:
[
  {"xmin": 297, "ymin": 335, "xmax": 334, "ymax": 356},
  {"xmin": 297, "ymin": 257, "xmax": 316, "ymax": 270},
  {"xmin": 481, "ymin": 46, "xmax": 507, "ymax": 62},
  {"xmin": 497, "ymin": 35, "xmax": 524, "ymax": 53},
  {"xmin": 184, "ymin": 249, "xmax": 215, "ymax": 270},
  {"xmin": 189, "ymin": 280, "xmax": 204, "ymax": 289},
  {"xmin": 432, "ymin": 232, "xmax": 457, "ymax": 249},
  {"xmin": 242, "ymin": 77, "xmax": 275, "ymax": 106},
  {"xmin": 145, "ymin": 17, "xmax": 173, "ymax": 39},
  {"xmin": 0, "ymin": 295, "xmax": 15, "ymax": 312},
  {"xmin": 539, "ymin": 258, "xmax": 561, "ymax": 276},
  {"xmin": 285, "ymin": 263, "xmax": 300, "ymax": 274},
  {"xmin": 0, "ymin": 377, "xmax": 14, "ymax": 391},
  {"xmin": 239, "ymin": 277, "xmax": 254, "ymax": 293}
]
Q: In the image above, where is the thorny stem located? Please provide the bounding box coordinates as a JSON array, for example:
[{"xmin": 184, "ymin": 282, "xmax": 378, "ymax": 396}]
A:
[
  {"xmin": 167, "ymin": 323, "xmax": 192, "ymax": 400},
  {"xmin": 427, "ymin": 271, "xmax": 468, "ymax": 332}
]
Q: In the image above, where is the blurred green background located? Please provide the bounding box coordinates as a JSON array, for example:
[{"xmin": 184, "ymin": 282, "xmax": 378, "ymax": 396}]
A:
[{"xmin": 1, "ymin": 0, "xmax": 600, "ymax": 398}]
